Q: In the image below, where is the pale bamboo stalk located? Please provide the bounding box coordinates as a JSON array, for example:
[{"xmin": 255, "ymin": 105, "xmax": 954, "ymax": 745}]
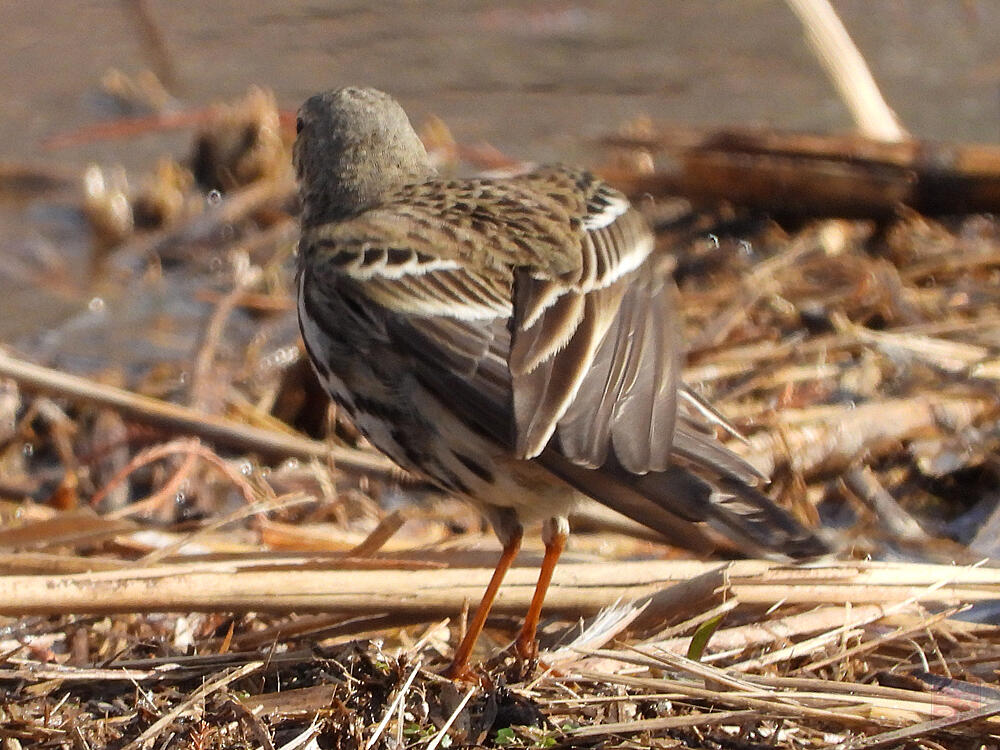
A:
[
  {"xmin": 841, "ymin": 466, "xmax": 928, "ymax": 542},
  {"xmin": 689, "ymin": 310, "xmax": 1000, "ymax": 373},
  {"xmin": 832, "ymin": 311, "xmax": 990, "ymax": 373}
]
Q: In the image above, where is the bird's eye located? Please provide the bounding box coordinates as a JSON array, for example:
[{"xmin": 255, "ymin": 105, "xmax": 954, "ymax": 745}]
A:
[{"xmin": 295, "ymin": 117, "xmax": 304, "ymax": 135}]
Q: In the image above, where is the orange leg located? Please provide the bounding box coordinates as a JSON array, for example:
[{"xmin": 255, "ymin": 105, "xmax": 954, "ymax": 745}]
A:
[
  {"xmin": 514, "ymin": 517, "xmax": 568, "ymax": 661},
  {"xmin": 444, "ymin": 526, "xmax": 523, "ymax": 680}
]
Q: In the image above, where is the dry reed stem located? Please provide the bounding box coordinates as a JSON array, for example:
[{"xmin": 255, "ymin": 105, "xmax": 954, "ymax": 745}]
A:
[
  {"xmin": 1, "ymin": 559, "xmax": 995, "ymax": 617},
  {"xmin": 785, "ymin": 0, "xmax": 906, "ymax": 141},
  {"xmin": 0, "ymin": 349, "xmax": 402, "ymax": 476},
  {"xmin": 570, "ymin": 670, "xmax": 884, "ymax": 727},
  {"xmin": 840, "ymin": 466, "xmax": 928, "ymax": 542},
  {"xmin": 799, "ymin": 606, "xmax": 966, "ymax": 673},
  {"xmin": 650, "ymin": 603, "xmax": 891, "ymax": 656},
  {"xmin": 0, "ymin": 507, "xmax": 138, "ymax": 551},
  {"xmin": 136, "ymin": 492, "xmax": 313, "ymax": 566}
]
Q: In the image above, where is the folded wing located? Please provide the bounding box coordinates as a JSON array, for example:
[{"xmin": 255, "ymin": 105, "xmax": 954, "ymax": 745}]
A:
[{"xmin": 299, "ymin": 167, "xmax": 826, "ymax": 557}]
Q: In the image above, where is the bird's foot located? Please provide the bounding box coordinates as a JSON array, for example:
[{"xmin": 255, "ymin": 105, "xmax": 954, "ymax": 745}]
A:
[
  {"xmin": 513, "ymin": 634, "xmax": 538, "ymax": 663},
  {"xmin": 441, "ymin": 660, "xmax": 490, "ymax": 687},
  {"xmin": 505, "ymin": 636, "xmax": 541, "ymax": 681}
]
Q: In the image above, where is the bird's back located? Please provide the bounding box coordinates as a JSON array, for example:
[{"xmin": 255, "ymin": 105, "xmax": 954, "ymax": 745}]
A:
[{"xmin": 298, "ymin": 167, "xmax": 825, "ymax": 559}]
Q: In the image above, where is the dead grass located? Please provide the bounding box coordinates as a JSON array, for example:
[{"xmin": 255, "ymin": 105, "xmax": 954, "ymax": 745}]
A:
[{"xmin": 0, "ymin": 82, "xmax": 999, "ymax": 748}]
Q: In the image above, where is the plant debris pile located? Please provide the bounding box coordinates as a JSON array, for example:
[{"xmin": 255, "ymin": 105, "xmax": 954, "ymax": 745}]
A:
[{"xmin": 0, "ymin": 86, "xmax": 999, "ymax": 748}]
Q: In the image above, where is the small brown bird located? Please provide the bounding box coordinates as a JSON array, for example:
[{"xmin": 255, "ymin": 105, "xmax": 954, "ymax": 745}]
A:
[{"xmin": 294, "ymin": 87, "xmax": 825, "ymax": 679}]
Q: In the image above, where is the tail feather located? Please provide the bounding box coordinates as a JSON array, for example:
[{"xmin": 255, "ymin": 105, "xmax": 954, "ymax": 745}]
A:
[
  {"xmin": 540, "ymin": 449, "xmax": 715, "ymax": 552},
  {"xmin": 631, "ymin": 467, "xmax": 828, "ymax": 559},
  {"xmin": 541, "ymin": 448, "xmax": 827, "ymax": 560}
]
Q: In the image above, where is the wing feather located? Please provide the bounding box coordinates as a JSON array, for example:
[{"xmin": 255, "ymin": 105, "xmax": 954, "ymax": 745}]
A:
[
  {"xmin": 513, "ymin": 283, "xmax": 625, "ymax": 458},
  {"xmin": 299, "ymin": 164, "xmax": 826, "ymax": 558},
  {"xmin": 303, "ymin": 169, "xmax": 711, "ymax": 477}
]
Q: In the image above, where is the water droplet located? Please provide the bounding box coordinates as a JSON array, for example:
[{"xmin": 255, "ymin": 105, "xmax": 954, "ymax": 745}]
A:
[
  {"xmin": 240, "ymin": 461, "xmax": 253, "ymax": 476},
  {"xmin": 88, "ymin": 296, "xmax": 106, "ymax": 313},
  {"xmin": 261, "ymin": 346, "xmax": 298, "ymax": 370},
  {"xmin": 282, "ymin": 458, "xmax": 301, "ymax": 471},
  {"xmin": 177, "ymin": 371, "xmax": 188, "ymax": 385},
  {"xmin": 175, "ymin": 491, "xmax": 186, "ymax": 505},
  {"xmin": 82, "ymin": 164, "xmax": 109, "ymax": 200},
  {"xmin": 707, "ymin": 234, "xmax": 720, "ymax": 248},
  {"xmin": 22, "ymin": 443, "xmax": 34, "ymax": 457},
  {"xmin": 207, "ymin": 189, "xmax": 222, "ymax": 206},
  {"xmin": 739, "ymin": 240, "xmax": 753, "ymax": 255}
]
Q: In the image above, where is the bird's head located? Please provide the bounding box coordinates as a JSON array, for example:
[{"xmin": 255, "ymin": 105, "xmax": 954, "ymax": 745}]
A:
[{"xmin": 293, "ymin": 86, "xmax": 434, "ymax": 225}]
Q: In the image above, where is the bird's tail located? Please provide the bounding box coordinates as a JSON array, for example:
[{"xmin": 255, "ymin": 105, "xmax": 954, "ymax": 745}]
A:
[{"xmin": 540, "ymin": 449, "xmax": 827, "ymax": 559}]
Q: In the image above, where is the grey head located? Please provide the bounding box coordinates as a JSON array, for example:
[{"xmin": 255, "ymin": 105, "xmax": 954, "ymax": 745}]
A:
[{"xmin": 293, "ymin": 86, "xmax": 435, "ymax": 227}]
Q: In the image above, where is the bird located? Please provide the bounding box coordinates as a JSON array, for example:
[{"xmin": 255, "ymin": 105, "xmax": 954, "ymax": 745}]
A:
[{"xmin": 293, "ymin": 86, "xmax": 826, "ymax": 679}]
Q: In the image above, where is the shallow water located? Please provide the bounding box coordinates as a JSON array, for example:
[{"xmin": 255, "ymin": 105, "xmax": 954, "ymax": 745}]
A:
[
  {"xmin": 2, "ymin": 2, "xmax": 998, "ymax": 167},
  {"xmin": 0, "ymin": 0, "xmax": 997, "ymax": 374}
]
